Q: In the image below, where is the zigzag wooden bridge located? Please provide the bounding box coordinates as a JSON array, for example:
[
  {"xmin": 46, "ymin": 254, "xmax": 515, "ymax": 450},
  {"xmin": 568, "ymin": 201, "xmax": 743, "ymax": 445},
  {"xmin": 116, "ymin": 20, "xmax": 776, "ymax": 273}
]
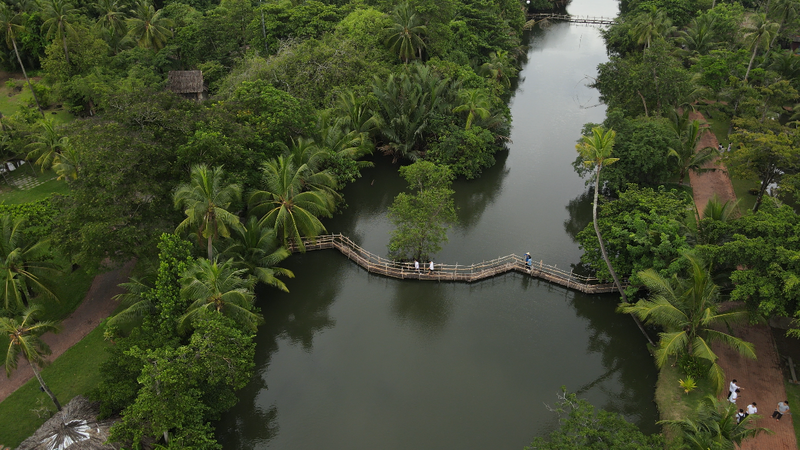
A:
[
  {"xmin": 526, "ymin": 13, "xmax": 614, "ymax": 25},
  {"xmin": 289, "ymin": 234, "xmax": 622, "ymax": 294}
]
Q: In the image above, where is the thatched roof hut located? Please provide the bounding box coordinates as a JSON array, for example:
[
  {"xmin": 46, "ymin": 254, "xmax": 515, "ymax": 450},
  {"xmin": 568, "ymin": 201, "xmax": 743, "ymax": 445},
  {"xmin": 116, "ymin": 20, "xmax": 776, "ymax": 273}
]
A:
[
  {"xmin": 167, "ymin": 70, "xmax": 206, "ymax": 101},
  {"xmin": 16, "ymin": 396, "xmax": 119, "ymax": 450}
]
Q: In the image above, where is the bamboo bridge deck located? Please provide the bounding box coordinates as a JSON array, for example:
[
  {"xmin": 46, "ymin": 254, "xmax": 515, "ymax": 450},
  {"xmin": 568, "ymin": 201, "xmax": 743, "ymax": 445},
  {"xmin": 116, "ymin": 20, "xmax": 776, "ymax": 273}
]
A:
[
  {"xmin": 526, "ymin": 13, "xmax": 614, "ymax": 25},
  {"xmin": 290, "ymin": 234, "xmax": 622, "ymax": 295}
]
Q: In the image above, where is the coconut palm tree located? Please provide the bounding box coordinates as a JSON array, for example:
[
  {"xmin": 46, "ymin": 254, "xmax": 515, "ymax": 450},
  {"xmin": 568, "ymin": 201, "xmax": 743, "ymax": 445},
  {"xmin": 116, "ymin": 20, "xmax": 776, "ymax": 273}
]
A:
[
  {"xmin": 94, "ymin": 0, "xmax": 127, "ymax": 38},
  {"xmin": 630, "ymin": 5, "xmax": 676, "ymax": 50},
  {"xmin": 743, "ymin": 13, "xmax": 780, "ymax": 81},
  {"xmin": 668, "ymin": 118, "xmax": 717, "ymax": 186},
  {"xmin": 248, "ymin": 156, "xmax": 336, "ymax": 252},
  {"xmin": 453, "ymin": 89, "xmax": 491, "ymax": 130},
  {"xmin": 51, "ymin": 145, "xmax": 81, "ymax": 180},
  {"xmin": 221, "ymin": 216, "xmax": 294, "ymax": 291},
  {"xmin": 479, "ymin": 50, "xmax": 518, "ymax": 88},
  {"xmin": 126, "ymin": 0, "xmax": 173, "ymax": 51},
  {"xmin": 659, "ymin": 395, "xmax": 770, "ymax": 449},
  {"xmin": 0, "ymin": 4, "xmax": 44, "ymax": 117},
  {"xmin": 577, "ymin": 127, "xmax": 655, "ymax": 346},
  {"xmin": 618, "ymin": 253, "xmax": 756, "ymax": 392},
  {"xmin": 384, "ymin": 2, "xmax": 426, "ymax": 64},
  {"xmin": 106, "ymin": 276, "xmax": 154, "ymax": 328},
  {"xmin": 26, "ymin": 118, "xmax": 69, "ymax": 172},
  {"xmin": 40, "ymin": 0, "xmax": 78, "ymax": 65},
  {"xmin": 1, "ymin": 305, "xmax": 61, "ymax": 410},
  {"xmin": 576, "ymin": 127, "xmax": 624, "ymax": 297},
  {"xmin": 674, "ymin": 15, "xmax": 719, "ymax": 61},
  {"xmin": 0, "ymin": 215, "xmax": 61, "ymax": 313},
  {"xmin": 174, "ymin": 164, "xmax": 243, "ymax": 261},
  {"xmin": 178, "ymin": 258, "xmax": 261, "ymax": 332}
]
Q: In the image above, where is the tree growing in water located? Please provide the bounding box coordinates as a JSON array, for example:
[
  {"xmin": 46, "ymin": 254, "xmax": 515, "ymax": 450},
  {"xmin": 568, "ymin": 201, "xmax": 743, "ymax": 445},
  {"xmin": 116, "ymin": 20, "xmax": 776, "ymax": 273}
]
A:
[{"xmin": 388, "ymin": 161, "xmax": 456, "ymax": 261}]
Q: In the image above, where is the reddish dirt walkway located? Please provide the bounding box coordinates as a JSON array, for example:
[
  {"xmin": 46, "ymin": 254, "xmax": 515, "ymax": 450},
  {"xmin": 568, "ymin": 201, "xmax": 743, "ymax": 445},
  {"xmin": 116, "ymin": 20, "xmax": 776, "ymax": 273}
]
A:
[
  {"xmin": 713, "ymin": 323, "xmax": 797, "ymax": 449},
  {"xmin": 0, "ymin": 260, "xmax": 134, "ymax": 402},
  {"xmin": 687, "ymin": 112, "xmax": 736, "ymax": 217},
  {"xmin": 688, "ymin": 112, "xmax": 796, "ymax": 449}
]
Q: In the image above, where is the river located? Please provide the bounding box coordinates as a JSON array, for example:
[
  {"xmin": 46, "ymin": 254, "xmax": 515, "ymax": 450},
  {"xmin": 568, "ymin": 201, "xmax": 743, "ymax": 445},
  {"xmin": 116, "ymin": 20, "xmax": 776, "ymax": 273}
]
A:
[{"xmin": 217, "ymin": 0, "xmax": 660, "ymax": 448}]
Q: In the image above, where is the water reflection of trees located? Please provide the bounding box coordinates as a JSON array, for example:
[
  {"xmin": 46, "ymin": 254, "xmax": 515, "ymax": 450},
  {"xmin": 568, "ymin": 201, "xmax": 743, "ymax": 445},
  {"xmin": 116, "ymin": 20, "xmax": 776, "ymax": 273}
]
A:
[
  {"xmin": 453, "ymin": 149, "xmax": 510, "ymax": 228},
  {"xmin": 568, "ymin": 292, "xmax": 660, "ymax": 433},
  {"xmin": 390, "ymin": 280, "xmax": 453, "ymax": 336},
  {"xmin": 215, "ymin": 252, "xmax": 342, "ymax": 448},
  {"xmin": 563, "ymin": 189, "xmax": 593, "ymax": 243}
]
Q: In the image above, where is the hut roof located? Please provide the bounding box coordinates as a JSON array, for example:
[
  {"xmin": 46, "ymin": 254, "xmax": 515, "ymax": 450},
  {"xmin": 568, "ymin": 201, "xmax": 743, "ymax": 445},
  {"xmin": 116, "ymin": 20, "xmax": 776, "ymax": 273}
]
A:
[
  {"xmin": 167, "ymin": 70, "xmax": 205, "ymax": 94},
  {"xmin": 16, "ymin": 396, "xmax": 119, "ymax": 450}
]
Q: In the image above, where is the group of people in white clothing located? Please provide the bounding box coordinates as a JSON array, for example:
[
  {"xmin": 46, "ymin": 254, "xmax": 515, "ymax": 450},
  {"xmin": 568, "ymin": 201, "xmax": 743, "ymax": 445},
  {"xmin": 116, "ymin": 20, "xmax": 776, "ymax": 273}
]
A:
[
  {"xmin": 413, "ymin": 260, "xmax": 435, "ymax": 274},
  {"xmin": 729, "ymin": 378, "xmax": 791, "ymax": 424}
]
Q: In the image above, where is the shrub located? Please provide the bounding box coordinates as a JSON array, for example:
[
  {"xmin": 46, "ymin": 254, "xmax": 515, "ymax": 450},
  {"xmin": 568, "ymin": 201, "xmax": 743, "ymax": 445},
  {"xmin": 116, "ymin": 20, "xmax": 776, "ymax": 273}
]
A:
[{"xmin": 678, "ymin": 354, "xmax": 706, "ymax": 379}]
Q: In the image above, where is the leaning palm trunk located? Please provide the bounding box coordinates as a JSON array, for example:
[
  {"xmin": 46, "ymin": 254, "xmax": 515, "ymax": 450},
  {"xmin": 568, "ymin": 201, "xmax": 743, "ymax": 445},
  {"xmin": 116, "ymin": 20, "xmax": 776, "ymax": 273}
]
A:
[
  {"xmin": 592, "ymin": 166, "xmax": 655, "ymax": 346},
  {"xmin": 744, "ymin": 42, "xmax": 759, "ymax": 81},
  {"xmin": 11, "ymin": 37, "xmax": 44, "ymax": 118},
  {"xmin": 31, "ymin": 363, "xmax": 61, "ymax": 411}
]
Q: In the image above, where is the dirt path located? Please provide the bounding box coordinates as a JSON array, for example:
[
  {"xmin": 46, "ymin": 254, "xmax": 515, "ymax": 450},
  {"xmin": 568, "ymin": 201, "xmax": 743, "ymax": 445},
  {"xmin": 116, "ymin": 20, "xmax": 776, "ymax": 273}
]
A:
[
  {"xmin": 0, "ymin": 260, "xmax": 134, "ymax": 402},
  {"xmin": 687, "ymin": 112, "xmax": 736, "ymax": 217},
  {"xmin": 687, "ymin": 112, "xmax": 796, "ymax": 449}
]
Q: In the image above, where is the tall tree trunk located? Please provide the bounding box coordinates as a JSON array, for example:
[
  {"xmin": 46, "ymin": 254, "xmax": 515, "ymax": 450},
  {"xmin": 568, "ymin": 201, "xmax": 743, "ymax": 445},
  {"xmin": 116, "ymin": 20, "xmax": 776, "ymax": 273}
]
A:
[
  {"xmin": 62, "ymin": 35, "xmax": 70, "ymax": 65},
  {"xmin": 593, "ymin": 167, "xmax": 655, "ymax": 346},
  {"xmin": 31, "ymin": 363, "xmax": 61, "ymax": 411},
  {"xmin": 259, "ymin": 0, "xmax": 267, "ymax": 53},
  {"xmin": 207, "ymin": 234, "xmax": 213, "ymax": 261},
  {"xmin": 12, "ymin": 38, "xmax": 44, "ymax": 118},
  {"xmin": 744, "ymin": 41, "xmax": 759, "ymax": 81}
]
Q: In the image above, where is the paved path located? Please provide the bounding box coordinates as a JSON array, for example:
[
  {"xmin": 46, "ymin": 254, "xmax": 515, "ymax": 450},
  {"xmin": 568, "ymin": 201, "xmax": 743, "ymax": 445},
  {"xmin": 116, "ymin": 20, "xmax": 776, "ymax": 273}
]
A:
[
  {"xmin": 0, "ymin": 260, "xmax": 134, "ymax": 402},
  {"xmin": 688, "ymin": 112, "xmax": 796, "ymax": 449}
]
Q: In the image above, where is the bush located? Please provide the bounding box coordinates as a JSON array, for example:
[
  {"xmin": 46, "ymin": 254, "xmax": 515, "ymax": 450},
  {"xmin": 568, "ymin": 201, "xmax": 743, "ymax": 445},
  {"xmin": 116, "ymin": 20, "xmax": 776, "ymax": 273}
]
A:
[
  {"xmin": 0, "ymin": 197, "xmax": 58, "ymax": 241},
  {"xmin": 678, "ymin": 354, "xmax": 706, "ymax": 379},
  {"xmin": 5, "ymin": 78, "xmax": 20, "ymax": 92}
]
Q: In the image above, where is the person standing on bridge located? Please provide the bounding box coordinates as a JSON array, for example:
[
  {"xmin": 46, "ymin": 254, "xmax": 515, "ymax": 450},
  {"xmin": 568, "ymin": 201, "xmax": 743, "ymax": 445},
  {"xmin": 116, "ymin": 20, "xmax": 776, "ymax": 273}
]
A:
[
  {"xmin": 524, "ymin": 252, "xmax": 532, "ymax": 268},
  {"xmin": 414, "ymin": 260, "xmax": 420, "ymax": 273},
  {"xmin": 429, "ymin": 260, "xmax": 434, "ymax": 274}
]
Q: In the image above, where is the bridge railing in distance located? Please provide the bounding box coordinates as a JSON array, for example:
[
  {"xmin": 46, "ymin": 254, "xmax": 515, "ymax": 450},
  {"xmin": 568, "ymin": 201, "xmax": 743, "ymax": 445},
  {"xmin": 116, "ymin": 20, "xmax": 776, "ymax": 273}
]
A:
[{"xmin": 289, "ymin": 234, "xmax": 625, "ymax": 294}]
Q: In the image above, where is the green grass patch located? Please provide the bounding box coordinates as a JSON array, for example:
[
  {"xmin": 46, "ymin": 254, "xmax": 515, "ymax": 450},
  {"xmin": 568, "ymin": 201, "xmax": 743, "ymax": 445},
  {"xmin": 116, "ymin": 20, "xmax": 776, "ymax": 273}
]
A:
[
  {"xmin": 655, "ymin": 364, "xmax": 716, "ymax": 449},
  {"xmin": 731, "ymin": 178, "xmax": 760, "ymax": 214},
  {"xmin": 0, "ymin": 79, "xmax": 73, "ymax": 123},
  {"xmin": 0, "ymin": 322, "xmax": 111, "ymax": 448},
  {"xmin": 785, "ymin": 381, "xmax": 800, "ymax": 444},
  {"xmin": 34, "ymin": 266, "xmax": 96, "ymax": 323},
  {"xmin": 0, "ymin": 171, "xmax": 70, "ymax": 205},
  {"xmin": 701, "ymin": 108, "xmax": 732, "ymax": 148}
]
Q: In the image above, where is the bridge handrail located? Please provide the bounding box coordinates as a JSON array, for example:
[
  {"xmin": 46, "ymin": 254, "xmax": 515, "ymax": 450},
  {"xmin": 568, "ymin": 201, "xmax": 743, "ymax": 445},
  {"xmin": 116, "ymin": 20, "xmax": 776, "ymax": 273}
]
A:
[{"xmin": 293, "ymin": 234, "xmax": 619, "ymax": 287}]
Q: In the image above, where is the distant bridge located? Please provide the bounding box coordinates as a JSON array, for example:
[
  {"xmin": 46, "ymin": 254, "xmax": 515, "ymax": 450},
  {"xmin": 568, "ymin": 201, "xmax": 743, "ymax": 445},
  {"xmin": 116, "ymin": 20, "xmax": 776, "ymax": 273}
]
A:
[
  {"xmin": 526, "ymin": 13, "xmax": 615, "ymax": 26},
  {"xmin": 289, "ymin": 234, "xmax": 623, "ymax": 295}
]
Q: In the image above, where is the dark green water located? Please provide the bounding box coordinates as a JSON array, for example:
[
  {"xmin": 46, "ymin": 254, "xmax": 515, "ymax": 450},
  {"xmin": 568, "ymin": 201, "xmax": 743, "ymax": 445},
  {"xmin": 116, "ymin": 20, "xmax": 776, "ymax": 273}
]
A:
[{"xmin": 217, "ymin": 1, "xmax": 660, "ymax": 448}]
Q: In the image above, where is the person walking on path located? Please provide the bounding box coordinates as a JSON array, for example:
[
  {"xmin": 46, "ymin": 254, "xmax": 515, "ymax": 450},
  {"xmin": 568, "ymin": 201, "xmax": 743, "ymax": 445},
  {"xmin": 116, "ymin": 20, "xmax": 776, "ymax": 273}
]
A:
[
  {"xmin": 728, "ymin": 379, "xmax": 742, "ymax": 400},
  {"xmin": 737, "ymin": 409, "xmax": 746, "ymax": 423},
  {"xmin": 429, "ymin": 261, "xmax": 434, "ymax": 274},
  {"xmin": 747, "ymin": 402, "xmax": 757, "ymax": 417},
  {"xmin": 730, "ymin": 388, "xmax": 741, "ymax": 404},
  {"xmin": 772, "ymin": 400, "xmax": 790, "ymax": 421}
]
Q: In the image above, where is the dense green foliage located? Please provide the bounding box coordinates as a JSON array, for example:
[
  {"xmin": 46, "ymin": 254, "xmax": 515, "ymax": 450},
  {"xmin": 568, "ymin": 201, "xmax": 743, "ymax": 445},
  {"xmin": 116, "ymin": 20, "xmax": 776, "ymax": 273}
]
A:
[
  {"xmin": 0, "ymin": 0, "xmax": 529, "ymax": 447},
  {"xmin": 577, "ymin": 185, "xmax": 691, "ymax": 290},
  {"xmin": 525, "ymin": 388, "xmax": 664, "ymax": 449},
  {"xmin": 388, "ymin": 161, "xmax": 457, "ymax": 261}
]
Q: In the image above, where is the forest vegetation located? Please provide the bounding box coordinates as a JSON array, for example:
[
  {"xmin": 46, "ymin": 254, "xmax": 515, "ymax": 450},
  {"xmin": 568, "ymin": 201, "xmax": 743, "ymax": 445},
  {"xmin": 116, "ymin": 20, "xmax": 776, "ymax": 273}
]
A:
[{"xmin": 0, "ymin": 0, "xmax": 798, "ymax": 447}]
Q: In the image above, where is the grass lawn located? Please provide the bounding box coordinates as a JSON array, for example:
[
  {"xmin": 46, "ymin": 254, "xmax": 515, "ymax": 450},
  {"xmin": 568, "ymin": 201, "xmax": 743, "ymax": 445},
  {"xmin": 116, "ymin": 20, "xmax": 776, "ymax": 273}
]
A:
[
  {"xmin": 655, "ymin": 364, "xmax": 716, "ymax": 449},
  {"xmin": 0, "ymin": 169, "xmax": 69, "ymax": 205},
  {"xmin": 785, "ymin": 381, "xmax": 800, "ymax": 444},
  {"xmin": 0, "ymin": 322, "xmax": 111, "ymax": 449},
  {"xmin": 731, "ymin": 178, "xmax": 760, "ymax": 213},
  {"xmin": 0, "ymin": 78, "xmax": 73, "ymax": 124}
]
